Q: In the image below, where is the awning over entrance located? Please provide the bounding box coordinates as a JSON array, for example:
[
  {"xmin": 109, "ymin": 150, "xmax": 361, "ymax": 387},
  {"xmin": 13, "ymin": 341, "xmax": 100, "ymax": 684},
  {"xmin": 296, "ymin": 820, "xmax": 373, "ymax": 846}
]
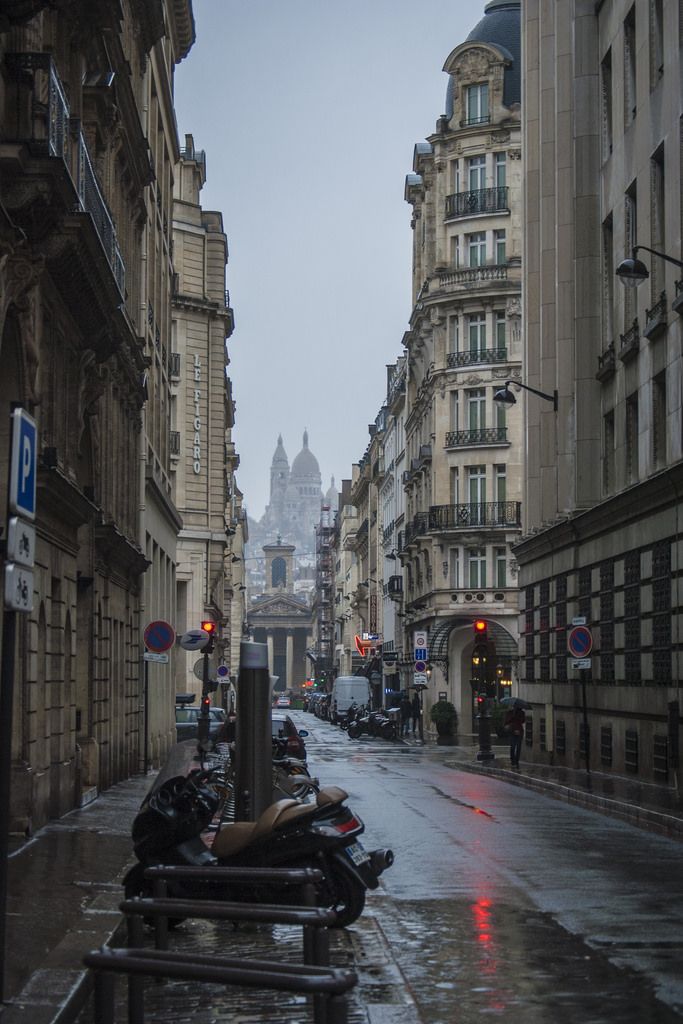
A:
[{"xmin": 428, "ymin": 616, "xmax": 519, "ymax": 670}]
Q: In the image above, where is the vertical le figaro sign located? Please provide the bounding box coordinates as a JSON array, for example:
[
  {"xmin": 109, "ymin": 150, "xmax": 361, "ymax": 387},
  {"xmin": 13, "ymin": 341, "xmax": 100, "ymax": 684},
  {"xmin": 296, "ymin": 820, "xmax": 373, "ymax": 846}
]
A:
[{"xmin": 192, "ymin": 353, "xmax": 202, "ymax": 475}]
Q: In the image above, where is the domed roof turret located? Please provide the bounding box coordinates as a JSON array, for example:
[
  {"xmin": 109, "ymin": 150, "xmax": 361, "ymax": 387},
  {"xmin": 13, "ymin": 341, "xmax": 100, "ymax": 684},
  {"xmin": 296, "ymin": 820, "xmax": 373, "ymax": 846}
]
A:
[
  {"xmin": 445, "ymin": 1, "xmax": 521, "ymax": 116},
  {"xmin": 271, "ymin": 433, "xmax": 289, "ymax": 467},
  {"xmin": 325, "ymin": 476, "xmax": 339, "ymax": 511},
  {"xmin": 291, "ymin": 430, "xmax": 320, "ymax": 481}
]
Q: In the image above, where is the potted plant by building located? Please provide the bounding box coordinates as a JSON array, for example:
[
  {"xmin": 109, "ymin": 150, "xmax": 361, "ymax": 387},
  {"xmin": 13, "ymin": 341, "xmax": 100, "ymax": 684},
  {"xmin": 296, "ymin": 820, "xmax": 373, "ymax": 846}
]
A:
[{"xmin": 429, "ymin": 700, "xmax": 458, "ymax": 742}]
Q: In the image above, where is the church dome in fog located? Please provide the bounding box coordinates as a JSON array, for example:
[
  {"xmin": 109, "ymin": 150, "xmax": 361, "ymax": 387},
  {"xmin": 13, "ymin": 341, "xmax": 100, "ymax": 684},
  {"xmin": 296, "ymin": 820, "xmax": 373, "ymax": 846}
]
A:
[{"xmin": 291, "ymin": 430, "xmax": 320, "ymax": 482}]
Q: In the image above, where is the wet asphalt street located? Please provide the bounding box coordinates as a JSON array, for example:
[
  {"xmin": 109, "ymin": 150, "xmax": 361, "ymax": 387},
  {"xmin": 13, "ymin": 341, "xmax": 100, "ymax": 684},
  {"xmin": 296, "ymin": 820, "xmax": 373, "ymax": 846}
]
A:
[{"xmin": 297, "ymin": 711, "xmax": 683, "ymax": 1023}]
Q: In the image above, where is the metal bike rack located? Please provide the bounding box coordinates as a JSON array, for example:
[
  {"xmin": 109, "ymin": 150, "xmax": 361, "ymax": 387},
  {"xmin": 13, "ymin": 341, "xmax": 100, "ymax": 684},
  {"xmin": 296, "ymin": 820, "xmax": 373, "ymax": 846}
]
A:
[{"xmin": 83, "ymin": 946, "xmax": 357, "ymax": 1024}]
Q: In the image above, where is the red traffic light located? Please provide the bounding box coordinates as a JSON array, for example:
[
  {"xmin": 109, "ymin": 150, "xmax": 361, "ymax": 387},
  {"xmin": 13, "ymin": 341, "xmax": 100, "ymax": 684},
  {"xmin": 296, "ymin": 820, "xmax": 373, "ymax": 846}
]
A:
[
  {"xmin": 201, "ymin": 695, "xmax": 211, "ymax": 709},
  {"xmin": 201, "ymin": 620, "xmax": 216, "ymax": 634},
  {"xmin": 474, "ymin": 619, "xmax": 487, "ymax": 634}
]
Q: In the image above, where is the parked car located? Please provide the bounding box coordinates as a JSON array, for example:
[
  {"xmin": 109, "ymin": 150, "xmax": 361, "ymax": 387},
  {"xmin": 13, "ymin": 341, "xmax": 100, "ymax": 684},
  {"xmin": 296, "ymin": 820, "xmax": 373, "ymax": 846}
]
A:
[
  {"xmin": 175, "ymin": 705, "xmax": 225, "ymax": 742},
  {"xmin": 271, "ymin": 713, "xmax": 308, "ymax": 761},
  {"xmin": 275, "ymin": 694, "xmax": 291, "ymax": 708}
]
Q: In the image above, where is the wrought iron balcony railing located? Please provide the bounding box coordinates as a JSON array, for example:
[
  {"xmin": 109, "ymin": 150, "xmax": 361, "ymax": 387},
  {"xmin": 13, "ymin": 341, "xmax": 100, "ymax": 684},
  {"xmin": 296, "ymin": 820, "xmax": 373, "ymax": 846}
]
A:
[
  {"xmin": 619, "ymin": 318, "xmax": 640, "ymax": 362},
  {"xmin": 428, "ymin": 502, "xmax": 522, "ymax": 530},
  {"xmin": 76, "ymin": 130, "xmax": 125, "ymax": 296},
  {"xmin": 444, "ymin": 427, "xmax": 508, "ymax": 447},
  {"xmin": 596, "ymin": 342, "xmax": 616, "ymax": 382},
  {"xmin": 170, "ymin": 431, "xmax": 180, "ymax": 457},
  {"xmin": 644, "ymin": 291, "xmax": 667, "ymax": 339},
  {"xmin": 6, "ymin": 53, "xmax": 69, "ymax": 160},
  {"xmin": 460, "ymin": 114, "xmax": 491, "ymax": 128},
  {"xmin": 447, "ymin": 347, "xmax": 508, "ymax": 369},
  {"xmin": 445, "ymin": 186, "xmax": 509, "ymax": 219}
]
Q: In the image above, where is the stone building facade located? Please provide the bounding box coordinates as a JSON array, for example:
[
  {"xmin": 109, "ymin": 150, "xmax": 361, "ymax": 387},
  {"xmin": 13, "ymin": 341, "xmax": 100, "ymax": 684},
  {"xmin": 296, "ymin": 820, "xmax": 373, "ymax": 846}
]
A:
[
  {"xmin": 0, "ymin": 0, "xmax": 194, "ymax": 831},
  {"xmin": 517, "ymin": 0, "xmax": 683, "ymax": 784},
  {"xmin": 401, "ymin": 0, "xmax": 523, "ymax": 729},
  {"xmin": 170, "ymin": 135, "xmax": 239, "ymax": 702}
]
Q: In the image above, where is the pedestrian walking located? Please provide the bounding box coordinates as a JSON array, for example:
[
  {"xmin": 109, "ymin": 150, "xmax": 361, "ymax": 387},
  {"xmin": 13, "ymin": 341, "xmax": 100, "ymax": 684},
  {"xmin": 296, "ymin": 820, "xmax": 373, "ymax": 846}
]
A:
[
  {"xmin": 504, "ymin": 705, "xmax": 525, "ymax": 767},
  {"xmin": 411, "ymin": 692, "xmax": 421, "ymax": 735},
  {"xmin": 400, "ymin": 693, "xmax": 412, "ymax": 737}
]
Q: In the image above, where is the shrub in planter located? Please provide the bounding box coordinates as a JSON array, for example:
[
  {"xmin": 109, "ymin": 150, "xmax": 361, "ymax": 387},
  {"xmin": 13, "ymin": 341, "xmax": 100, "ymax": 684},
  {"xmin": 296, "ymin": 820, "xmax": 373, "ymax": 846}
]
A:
[{"xmin": 429, "ymin": 700, "xmax": 458, "ymax": 735}]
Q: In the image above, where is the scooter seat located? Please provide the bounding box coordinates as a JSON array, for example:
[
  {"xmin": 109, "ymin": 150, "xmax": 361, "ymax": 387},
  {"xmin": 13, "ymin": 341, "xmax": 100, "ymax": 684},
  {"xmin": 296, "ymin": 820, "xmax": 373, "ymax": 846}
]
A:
[
  {"xmin": 211, "ymin": 821, "xmax": 259, "ymax": 857},
  {"xmin": 316, "ymin": 786, "xmax": 348, "ymax": 808},
  {"xmin": 212, "ymin": 799, "xmax": 301, "ymax": 857}
]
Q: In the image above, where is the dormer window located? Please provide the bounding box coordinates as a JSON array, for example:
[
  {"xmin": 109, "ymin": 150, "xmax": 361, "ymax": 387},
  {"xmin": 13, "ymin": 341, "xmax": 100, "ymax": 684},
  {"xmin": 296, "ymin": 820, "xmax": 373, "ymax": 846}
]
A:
[{"xmin": 465, "ymin": 83, "xmax": 489, "ymax": 126}]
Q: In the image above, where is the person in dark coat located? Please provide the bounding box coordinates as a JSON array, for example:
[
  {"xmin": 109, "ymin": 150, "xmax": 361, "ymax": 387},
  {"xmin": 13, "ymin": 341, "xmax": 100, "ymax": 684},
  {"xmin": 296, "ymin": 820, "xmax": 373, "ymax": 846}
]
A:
[
  {"xmin": 504, "ymin": 705, "xmax": 525, "ymax": 767},
  {"xmin": 400, "ymin": 694, "xmax": 412, "ymax": 737},
  {"xmin": 411, "ymin": 692, "xmax": 421, "ymax": 735}
]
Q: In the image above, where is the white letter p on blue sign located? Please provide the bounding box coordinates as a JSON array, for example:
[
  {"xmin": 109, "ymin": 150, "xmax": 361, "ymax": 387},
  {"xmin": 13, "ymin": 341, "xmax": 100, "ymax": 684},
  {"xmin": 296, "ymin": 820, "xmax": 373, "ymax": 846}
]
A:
[{"xmin": 9, "ymin": 409, "xmax": 37, "ymax": 521}]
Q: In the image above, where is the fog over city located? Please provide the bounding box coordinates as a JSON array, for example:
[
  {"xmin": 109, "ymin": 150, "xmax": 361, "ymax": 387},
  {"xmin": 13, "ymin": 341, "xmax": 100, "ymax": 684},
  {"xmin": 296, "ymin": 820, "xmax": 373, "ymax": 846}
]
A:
[{"xmin": 174, "ymin": 0, "xmax": 487, "ymax": 518}]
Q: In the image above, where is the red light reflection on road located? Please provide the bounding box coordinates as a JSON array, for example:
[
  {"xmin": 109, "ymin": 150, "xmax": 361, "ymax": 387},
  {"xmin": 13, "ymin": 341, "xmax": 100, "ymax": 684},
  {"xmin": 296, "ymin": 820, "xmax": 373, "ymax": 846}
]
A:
[{"xmin": 470, "ymin": 896, "xmax": 505, "ymax": 1011}]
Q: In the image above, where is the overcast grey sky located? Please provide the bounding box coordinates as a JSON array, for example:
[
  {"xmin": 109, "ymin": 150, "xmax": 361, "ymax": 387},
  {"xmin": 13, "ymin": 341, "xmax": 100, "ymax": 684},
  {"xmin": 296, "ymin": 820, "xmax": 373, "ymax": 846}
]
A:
[{"xmin": 174, "ymin": 0, "xmax": 487, "ymax": 519}]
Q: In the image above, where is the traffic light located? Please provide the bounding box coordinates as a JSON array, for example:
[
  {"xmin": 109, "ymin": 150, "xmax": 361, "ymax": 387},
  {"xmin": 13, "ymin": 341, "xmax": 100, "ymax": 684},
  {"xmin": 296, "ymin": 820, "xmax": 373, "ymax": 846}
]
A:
[
  {"xmin": 201, "ymin": 694, "xmax": 211, "ymax": 713},
  {"xmin": 200, "ymin": 619, "xmax": 216, "ymax": 653},
  {"xmin": 472, "ymin": 619, "xmax": 489, "ymax": 683}
]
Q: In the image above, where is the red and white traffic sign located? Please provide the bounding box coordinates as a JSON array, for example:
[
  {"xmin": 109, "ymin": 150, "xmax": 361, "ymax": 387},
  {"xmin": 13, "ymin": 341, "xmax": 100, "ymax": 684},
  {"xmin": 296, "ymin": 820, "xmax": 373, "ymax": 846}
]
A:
[
  {"xmin": 144, "ymin": 620, "xmax": 176, "ymax": 653},
  {"xmin": 567, "ymin": 625, "xmax": 593, "ymax": 658}
]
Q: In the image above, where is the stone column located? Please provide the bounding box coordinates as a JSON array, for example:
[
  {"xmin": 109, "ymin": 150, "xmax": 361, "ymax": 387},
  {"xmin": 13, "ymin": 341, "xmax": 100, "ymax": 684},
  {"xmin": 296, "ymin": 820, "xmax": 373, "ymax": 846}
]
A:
[
  {"xmin": 266, "ymin": 633, "xmax": 274, "ymax": 674},
  {"xmin": 286, "ymin": 630, "xmax": 294, "ymax": 690}
]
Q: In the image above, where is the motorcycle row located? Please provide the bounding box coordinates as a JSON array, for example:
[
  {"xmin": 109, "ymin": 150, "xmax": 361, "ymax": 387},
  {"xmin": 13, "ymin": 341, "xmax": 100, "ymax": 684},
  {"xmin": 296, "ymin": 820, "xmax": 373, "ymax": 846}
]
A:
[
  {"xmin": 125, "ymin": 722, "xmax": 394, "ymax": 929},
  {"xmin": 305, "ymin": 694, "xmax": 400, "ymax": 742}
]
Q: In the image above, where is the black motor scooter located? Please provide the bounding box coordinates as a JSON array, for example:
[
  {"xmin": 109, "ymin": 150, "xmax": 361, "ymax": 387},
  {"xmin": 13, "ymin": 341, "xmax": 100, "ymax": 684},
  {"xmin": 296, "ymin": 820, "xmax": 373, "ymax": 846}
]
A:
[{"xmin": 124, "ymin": 769, "xmax": 393, "ymax": 928}]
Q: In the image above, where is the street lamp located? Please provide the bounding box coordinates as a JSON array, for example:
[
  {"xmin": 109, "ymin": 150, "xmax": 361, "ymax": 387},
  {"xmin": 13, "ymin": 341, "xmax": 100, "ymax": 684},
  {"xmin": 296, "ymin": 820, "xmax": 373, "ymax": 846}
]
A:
[
  {"xmin": 493, "ymin": 380, "xmax": 558, "ymax": 412},
  {"xmin": 615, "ymin": 245, "xmax": 683, "ymax": 287}
]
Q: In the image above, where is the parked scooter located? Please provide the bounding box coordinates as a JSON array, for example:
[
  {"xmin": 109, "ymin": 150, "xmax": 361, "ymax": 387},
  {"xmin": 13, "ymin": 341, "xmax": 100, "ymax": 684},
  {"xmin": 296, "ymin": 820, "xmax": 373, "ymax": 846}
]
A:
[{"xmin": 124, "ymin": 769, "xmax": 393, "ymax": 928}]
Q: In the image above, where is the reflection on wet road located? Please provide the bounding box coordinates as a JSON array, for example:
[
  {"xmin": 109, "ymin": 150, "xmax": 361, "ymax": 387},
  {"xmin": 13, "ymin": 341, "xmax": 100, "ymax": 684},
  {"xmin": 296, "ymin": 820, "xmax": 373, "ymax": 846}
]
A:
[{"xmin": 299, "ymin": 713, "xmax": 683, "ymax": 1022}]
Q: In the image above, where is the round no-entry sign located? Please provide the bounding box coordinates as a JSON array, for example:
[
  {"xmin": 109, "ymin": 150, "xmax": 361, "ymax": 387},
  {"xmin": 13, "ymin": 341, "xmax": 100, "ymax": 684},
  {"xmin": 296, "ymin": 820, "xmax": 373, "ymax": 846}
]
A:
[
  {"xmin": 567, "ymin": 625, "xmax": 593, "ymax": 658},
  {"xmin": 144, "ymin": 619, "xmax": 176, "ymax": 653}
]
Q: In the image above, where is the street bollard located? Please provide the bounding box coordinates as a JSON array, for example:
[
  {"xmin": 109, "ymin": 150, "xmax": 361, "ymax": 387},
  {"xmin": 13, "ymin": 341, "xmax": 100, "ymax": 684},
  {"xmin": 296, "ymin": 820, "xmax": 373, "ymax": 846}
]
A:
[{"xmin": 235, "ymin": 640, "xmax": 272, "ymax": 821}]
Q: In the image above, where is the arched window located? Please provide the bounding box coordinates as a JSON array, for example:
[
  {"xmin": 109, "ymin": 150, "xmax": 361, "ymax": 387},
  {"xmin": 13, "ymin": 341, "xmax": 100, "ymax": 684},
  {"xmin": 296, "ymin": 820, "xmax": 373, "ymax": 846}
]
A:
[{"xmin": 272, "ymin": 557, "xmax": 286, "ymax": 587}]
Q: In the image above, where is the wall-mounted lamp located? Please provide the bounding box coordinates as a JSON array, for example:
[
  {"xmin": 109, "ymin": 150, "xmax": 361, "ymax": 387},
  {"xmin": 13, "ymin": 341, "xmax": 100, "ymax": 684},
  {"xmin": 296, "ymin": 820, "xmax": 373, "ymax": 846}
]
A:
[
  {"xmin": 493, "ymin": 379, "xmax": 558, "ymax": 413},
  {"xmin": 231, "ymin": 555, "xmax": 241, "ymax": 563},
  {"xmin": 386, "ymin": 550, "xmax": 397, "ymax": 561},
  {"xmin": 238, "ymin": 584, "xmax": 246, "ymax": 591},
  {"xmin": 615, "ymin": 245, "xmax": 683, "ymax": 287}
]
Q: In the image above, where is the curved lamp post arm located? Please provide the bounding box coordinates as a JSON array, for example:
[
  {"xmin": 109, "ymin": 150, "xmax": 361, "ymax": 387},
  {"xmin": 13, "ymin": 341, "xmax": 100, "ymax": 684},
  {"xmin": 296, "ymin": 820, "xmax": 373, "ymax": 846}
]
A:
[{"xmin": 631, "ymin": 245, "xmax": 683, "ymax": 270}]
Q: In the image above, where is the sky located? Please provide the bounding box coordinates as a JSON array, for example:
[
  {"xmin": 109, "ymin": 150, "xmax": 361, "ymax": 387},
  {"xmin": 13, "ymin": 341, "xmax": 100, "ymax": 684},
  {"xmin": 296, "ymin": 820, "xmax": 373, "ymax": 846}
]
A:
[{"xmin": 174, "ymin": 0, "xmax": 488, "ymax": 520}]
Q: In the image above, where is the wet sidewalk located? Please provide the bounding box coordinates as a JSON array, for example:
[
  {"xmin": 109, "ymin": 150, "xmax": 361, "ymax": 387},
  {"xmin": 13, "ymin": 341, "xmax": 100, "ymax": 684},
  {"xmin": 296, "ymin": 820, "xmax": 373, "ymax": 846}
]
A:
[{"xmin": 3, "ymin": 733, "xmax": 682, "ymax": 1024}]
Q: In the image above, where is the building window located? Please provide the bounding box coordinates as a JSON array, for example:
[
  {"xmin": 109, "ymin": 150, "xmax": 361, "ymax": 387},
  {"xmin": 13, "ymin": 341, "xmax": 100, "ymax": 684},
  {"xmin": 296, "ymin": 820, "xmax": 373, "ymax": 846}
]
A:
[
  {"xmin": 495, "ymin": 311, "xmax": 506, "ymax": 351},
  {"xmin": 601, "ymin": 47, "xmax": 613, "ymax": 159},
  {"xmin": 467, "ymin": 388, "xmax": 486, "ymax": 430},
  {"xmin": 495, "ymin": 547, "xmax": 507, "ymax": 588},
  {"xmin": 450, "ymin": 234, "xmax": 460, "ymax": 267},
  {"xmin": 448, "ymin": 314, "xmax": 459, "ymax": 353},
  {"xmin": 468, "ymin": 154, "xmax": 486, "ymax": 191},
  {"xmin": 650, "ymin": 143, "xmax": 665, "ymax": 300},
  {"xmin": 652, "ymin": 370, "xmax": 666, "ymax": 468},
  {"xmin": 493, "ymin": 388, "xmax": 506, "ymax": 430},
  {"xmin": 465, "ymin": 83, "xmax": 489, "ymax": 125},
  {"xmin": 624, "ymin": 6, "xmax": 637, "ymax": 127},
  {"xmin": 450, "ymin": 390, "xmax": 459, "ymax": 430},
  {"xmin": 450, "ymin": 159, "xmax": 460, "ymax": 193},
  {"xmin": 468, "ymin": 312, "xmax": 486, "ymax": 354},
  {"xmin": 494, "ymin": 464, "xmax": 507, "ymax": 503},
  {"xmin": 602, "ymin": 213, "xmax": 614, "ymax": 346},
  {"xmin": 468, "ymin": 465, "xmax": 486, "ymax": 505},
  {"xmin": 494, "ymin": 229, "xmax": 506, "ymax": 265},
  {"xmin": 468, "ymin": 548, "xmax": 487, "ymax": 588},
  {"xmin": 494, "ymin": 152, "xmax": 506, "ymax": 188},
  {"xmin": 624, "ymin": 180, "xmax": 638, "ymax": 324},
  {"xmin": 451, "ymin": 466, "xmax": 460, "ymax": 505},
  {"xmin": 603, "ymin": 409, "xmax": 615, "ymax": 495},
  {"xmin": 467, "ymin": 232, "xmax": 486, "ymax": 267},
  {"xmin": 649, "ymin": 0, "xmax": 664, "ymax": 88},
  {"xmin": 626, "ymin": 391, "xmax": 639, "ymax": 483}
]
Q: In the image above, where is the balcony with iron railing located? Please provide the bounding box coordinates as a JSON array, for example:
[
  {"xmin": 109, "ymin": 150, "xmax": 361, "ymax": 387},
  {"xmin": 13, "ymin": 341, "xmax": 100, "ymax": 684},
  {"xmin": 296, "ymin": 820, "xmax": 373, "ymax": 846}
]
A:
[
  {"xmin": 460, "ymin": 114, "xmax": 491, "ymax": 128},
  {"xmin": 444, "ymin": 427, "xmax": 508, "ymax": 448},
  {"xmin": 445, "ymin": 186, "xmax": 508, "ymax": 220},
  {"xmin": 5, "ymin": 53, "xmax": 126, "ymax": 299},
  {"xmin": 403, "ymin": 502, "xmax": 521, "ymax": 546},
  {"xmin": 644, "ymin": 291, "xmax": 667, "ymax": 339},
  {"xmin": 596, "ymin": 342, "xmax": 616, "ymax": 382},
  {"xmin": 447, "ymin": 347, "xmax": 508, "ymax": 369},
  {"xmin": 619, "ymin": 318, "xmax": 640, "ymax": 362}
]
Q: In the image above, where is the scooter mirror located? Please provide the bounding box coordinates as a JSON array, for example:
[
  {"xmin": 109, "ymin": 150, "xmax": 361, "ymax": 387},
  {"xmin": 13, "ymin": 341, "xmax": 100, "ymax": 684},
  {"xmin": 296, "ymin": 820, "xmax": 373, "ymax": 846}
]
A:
[{"xmin": 298, "ymin": 729, "xmax": 309, "ymax": 737}]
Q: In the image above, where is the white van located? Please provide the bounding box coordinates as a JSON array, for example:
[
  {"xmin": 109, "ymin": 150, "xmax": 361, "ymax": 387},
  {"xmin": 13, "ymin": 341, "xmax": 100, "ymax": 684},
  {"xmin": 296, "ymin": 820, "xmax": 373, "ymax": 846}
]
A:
[{"xmin": 330, "ymin": 676, "xmax": 371, "ymax": 723}]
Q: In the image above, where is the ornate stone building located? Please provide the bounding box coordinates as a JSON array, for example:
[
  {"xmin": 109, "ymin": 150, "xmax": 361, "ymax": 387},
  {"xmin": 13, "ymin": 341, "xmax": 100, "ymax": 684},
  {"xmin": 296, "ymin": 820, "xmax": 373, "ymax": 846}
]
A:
[
  {"xmin": 401, "ymin": 0, "xmax": 523, "ymax": 729},
  {"xmin": 170, "ymin": 135, "xmax": 239, "ymax": 702},
  {"xmin": 517, "ymin": 0, "xmax": 683, "ymax": 784},
  {"xmin": 251, "ymin": 431, "xmax": 330, "ymax": 558},
  {"xmin": 248, "ymin": 539, "xmax": 313, "ymax": 691},
  {"xmin": 0, "ymin": 0, "xmax": 193, "ymax": 830}
]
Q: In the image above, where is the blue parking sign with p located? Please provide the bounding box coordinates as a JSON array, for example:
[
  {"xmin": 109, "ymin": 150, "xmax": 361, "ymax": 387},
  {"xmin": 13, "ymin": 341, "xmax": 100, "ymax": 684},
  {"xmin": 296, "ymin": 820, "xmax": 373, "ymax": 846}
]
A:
[{"xmin": 9, "ymin": 409, "xmax": 37, "ymax": 521}]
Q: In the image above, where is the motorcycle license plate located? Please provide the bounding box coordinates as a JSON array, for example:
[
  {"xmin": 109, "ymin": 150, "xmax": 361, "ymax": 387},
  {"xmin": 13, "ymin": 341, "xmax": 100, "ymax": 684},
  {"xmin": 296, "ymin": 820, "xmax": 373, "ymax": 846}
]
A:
[{"xmin": 345, "ymin": 841, "xmax": 370, "ymax": 866}]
